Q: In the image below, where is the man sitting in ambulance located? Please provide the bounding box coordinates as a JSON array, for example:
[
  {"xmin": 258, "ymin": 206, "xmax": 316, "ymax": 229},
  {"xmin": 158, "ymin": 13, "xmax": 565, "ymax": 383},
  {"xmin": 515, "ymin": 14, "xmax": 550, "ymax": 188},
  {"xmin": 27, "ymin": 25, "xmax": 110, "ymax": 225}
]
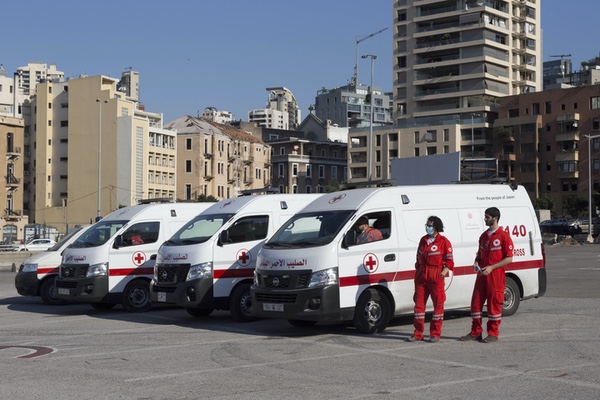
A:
[{"xmin": 355, "ymin": 216, "xmax": 383, "ymax": 244}]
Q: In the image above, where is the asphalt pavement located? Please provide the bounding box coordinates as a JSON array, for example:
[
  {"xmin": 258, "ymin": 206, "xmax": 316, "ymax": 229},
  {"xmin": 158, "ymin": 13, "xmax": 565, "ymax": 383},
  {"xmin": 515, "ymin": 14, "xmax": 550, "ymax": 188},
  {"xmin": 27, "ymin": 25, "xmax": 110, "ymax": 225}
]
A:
[{"xmin": 0, "ymin": 244, "xmax": 599, "ymax": 399}]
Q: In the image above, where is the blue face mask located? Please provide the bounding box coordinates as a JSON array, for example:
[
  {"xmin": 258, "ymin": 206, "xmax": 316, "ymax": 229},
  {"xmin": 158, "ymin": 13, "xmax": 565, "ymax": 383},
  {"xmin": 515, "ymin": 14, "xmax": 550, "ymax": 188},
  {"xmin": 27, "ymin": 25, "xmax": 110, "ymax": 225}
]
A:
[{"xmin": 425, "ymin": 225, "xmax": 434, "ymax": 235}]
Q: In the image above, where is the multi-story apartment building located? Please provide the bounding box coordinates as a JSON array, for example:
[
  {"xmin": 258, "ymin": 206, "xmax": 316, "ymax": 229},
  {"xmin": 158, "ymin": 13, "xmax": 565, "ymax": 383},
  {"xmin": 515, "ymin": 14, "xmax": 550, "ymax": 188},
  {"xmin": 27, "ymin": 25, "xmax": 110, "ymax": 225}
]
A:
[
  {"xmin": 170, "ymin": 115, "xmax": 270, "ymax": 201},
  {"xmin": 248, "ymin": 87, "xmax": 301, "ymax": 130},
  {"xmin": 349, "ymin": 0, "xmax": 542, "ymax": 185},
  {"xmin": 201, "ymin": 107, "xmax": 233, "ymax": 124},
  {"xmin": 0, "ymin": 115, "xmax": 25, "ymax": 243},
  {"xmin": 493, "ymin": 85, "xmax": 600, "ymax": 216},
  {"xmin": 30, "ymin": 72, "xmax": 177, "ymax": 229},
  {"xmin": 314, "ymin": 83, "xmax": 394, "ymax": 128},
  {"xmin": 269, "ymin": 113, "xmax": 348, "ymax": 193}
]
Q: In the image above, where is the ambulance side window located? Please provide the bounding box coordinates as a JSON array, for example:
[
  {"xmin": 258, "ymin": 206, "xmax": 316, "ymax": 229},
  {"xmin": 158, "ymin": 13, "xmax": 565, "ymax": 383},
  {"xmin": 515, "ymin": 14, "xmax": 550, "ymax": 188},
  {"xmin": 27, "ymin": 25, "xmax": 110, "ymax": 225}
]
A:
[
  {"xmin": 122, "ymin": 222, "xmax": 160, "ymax": 246},
  {"xmin": 228, "ymin": 215, "xmax": 269, "ymax": 243},
  {"xmin": 354, "ymin": 211, "xmax": 391, "ymax": 245}
]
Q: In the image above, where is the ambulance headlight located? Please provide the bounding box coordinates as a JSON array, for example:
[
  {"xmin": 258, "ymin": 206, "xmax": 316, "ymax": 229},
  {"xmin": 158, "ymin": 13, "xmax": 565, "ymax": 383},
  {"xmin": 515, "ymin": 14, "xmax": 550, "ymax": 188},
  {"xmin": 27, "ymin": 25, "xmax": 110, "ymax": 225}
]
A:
[
  {"xmin": 22, "ymin": 263, "xmax": 38, "ymax": 272},
  {"xmin": 308, "ymin": 268, "xmax": 338, "ymax": 288},
  {"xmin": 87, "ymin": 262, "xmax": 108, "ymax": 277},
  {"xmin": 187, "ymin": 262, "xmax": 213, "ymax": 281}
]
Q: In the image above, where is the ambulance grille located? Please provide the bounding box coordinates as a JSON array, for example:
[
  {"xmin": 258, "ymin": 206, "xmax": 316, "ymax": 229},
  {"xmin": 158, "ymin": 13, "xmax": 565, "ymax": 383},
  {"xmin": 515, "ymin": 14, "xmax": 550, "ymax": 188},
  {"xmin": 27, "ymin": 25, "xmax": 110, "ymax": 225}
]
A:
[
  {"xmin": 60, "ymin": 264, "xmax": 88, "ymax": 278},
  {"xmin": 261, "ymin": 272, "xmax": 310, "ymax": 289},
  {"xmin": 156, "ymin": 264, "xmax": 190, "ymax": 284}
]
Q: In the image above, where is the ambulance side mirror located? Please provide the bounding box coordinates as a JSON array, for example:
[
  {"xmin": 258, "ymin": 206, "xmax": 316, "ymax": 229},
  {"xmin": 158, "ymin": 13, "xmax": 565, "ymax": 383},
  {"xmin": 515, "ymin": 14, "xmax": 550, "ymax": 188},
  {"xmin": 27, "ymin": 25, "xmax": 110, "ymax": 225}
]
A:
[
  {"xmin": 218, "ymin": 230, "xmax": 230, "ymax": 247},
  {"xmin": 343, "ymin": 230, "xmax": 356, "ymax": 249}
]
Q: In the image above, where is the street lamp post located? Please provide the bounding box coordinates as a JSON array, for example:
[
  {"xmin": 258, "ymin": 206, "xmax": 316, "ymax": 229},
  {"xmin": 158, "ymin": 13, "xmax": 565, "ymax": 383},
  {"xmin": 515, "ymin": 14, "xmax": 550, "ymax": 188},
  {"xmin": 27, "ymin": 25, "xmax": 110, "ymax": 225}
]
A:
[
  {"xmin": 471, "ymin": 113, "xmax": 481, "ymax": 158},
  {"xmin": 362, "ymin": 54, "xmax": 377, "ymax": 182},
  {"xmin": 96, "ymin": 99, "xmax": 108, "ymax": 221},
  {"xmin": 585, "ymin": 134, "xmax": 600, "ymax": 243}
]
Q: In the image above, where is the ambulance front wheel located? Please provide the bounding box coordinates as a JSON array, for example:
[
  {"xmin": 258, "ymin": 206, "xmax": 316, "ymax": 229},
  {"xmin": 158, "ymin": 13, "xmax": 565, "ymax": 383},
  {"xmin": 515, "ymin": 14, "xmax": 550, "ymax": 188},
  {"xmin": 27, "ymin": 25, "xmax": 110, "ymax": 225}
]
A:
[
  {"xmin": 353, "ymin": 288, "xmax": 391, "ymax": 334},
  {"xmin": 230, "ymin": 282, "xmax": 255, "ymax": 322},
  {"xmin": 502, "ymin": 277, "xmax": 521, "ymax": 317},
  {"xmin": 40, "ymin": 276, "xmax": 67, "ymax": 306},
  {"xmin": 123, "ymin": 279, "xmax": 152, "ymax": 313}
]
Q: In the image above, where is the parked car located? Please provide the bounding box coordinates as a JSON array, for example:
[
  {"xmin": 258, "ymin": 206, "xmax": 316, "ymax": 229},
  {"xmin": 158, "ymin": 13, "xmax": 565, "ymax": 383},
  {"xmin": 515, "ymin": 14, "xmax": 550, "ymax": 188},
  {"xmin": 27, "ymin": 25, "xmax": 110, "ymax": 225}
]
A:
[
  {"xmin": 17, "ymin": 238, "xmax": 57, "ymax": 252},
  {"xmin": 539, "ymin": 218, "xmax": 582, "ymax": 235}
]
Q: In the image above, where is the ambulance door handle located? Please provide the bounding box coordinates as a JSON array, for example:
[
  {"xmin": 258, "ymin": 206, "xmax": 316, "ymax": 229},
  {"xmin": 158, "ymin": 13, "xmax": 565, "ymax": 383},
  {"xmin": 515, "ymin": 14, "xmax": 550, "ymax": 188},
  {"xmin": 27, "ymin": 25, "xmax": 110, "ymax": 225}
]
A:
[{"xmin": 384, "ymin": 254, "xmax": 395, "ymax": 262}]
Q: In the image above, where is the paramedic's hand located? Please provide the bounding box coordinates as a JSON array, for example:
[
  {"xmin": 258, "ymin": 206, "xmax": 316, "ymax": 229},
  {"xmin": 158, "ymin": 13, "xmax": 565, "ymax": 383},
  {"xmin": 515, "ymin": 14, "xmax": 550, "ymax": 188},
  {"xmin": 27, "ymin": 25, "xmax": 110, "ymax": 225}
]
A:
[
  {"xmin": 440, "ymin": 266, "xmax": 448, "ymax": 279},
  {"xmin": 473, "ymin": 261, "xmax": 482, "ymax": 274},
  {"xmin": 414, "ymin": 262, "xmax": 418, "ymax": 270}
]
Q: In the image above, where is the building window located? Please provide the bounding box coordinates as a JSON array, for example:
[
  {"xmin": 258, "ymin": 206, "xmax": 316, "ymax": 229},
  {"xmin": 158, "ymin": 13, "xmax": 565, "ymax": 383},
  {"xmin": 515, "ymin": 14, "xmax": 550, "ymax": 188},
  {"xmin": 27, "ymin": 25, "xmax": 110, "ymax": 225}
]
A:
[
  {"xmin": 255, "ymin": 168, "xmax": 261, "ymax": 180},
  {"xmin": 333, "ymin": 150, "xmax": 338, "ymax": 158},
  {"xmin": 331, "ymin": 166, "xmax": 337, "ymax": 180},
  {"xmin": 185, "ymin": 160, "xmax": 192, "ymax": 173},
  {"xmin": 306, "ymin": 164, "xmax": 311, "ymax": 177},
  {"xmin": 546, "ymin": 182, "xmax": 551, "ymax": 191},
  {"xmin": 546, "ymin": 162, "xmax": 551, "ymax": 171},
  {"xmin": 376, "ymin": 150, "xmax": 381, "ymax": 162},
  {"xmin": 545, "ymin": 101, "xmax": 552, "ymax": 114},
  {"xmin": 594, "ymin": 138, "xmax": 600, "ymax": 151},
  {"xmin": 443, "ymin": 129, "xmax": 449, "ymax": 141},
  {"xmin": 292, "ymin": 163, "xmax": 298, "ymax": 177},
  {"xmin": 376, "ymin": 166, "xmax": 381, "ymax": 178},
  {"xmin": 292, "ymin": 184, "xmax": 298, "ymax": 194},
  {"xmin": 426, "ymin": 146, "xmax": 437, "ymax": 155},
  {"xmin": 376, "ymin": 135, "xmax": 381, "ymax": 146},
  {"xmin": 278, "ymin": 184, "xmax": 284, "ymax": 194},
  {"xmin": 414, "ymin": 148, "xmax": 420, "ymax": 157},
  {"xmin": 305, "ymin": 185, "xmax": 311, "ymax": 193},
  {"xmin": 280, "ymin": 147, "xmax": 285, "ymax": 155},
  {"xmin": 546, "ymin": 143, "xmax": 551, "ymax": 151},
  {"xmin": 414, "ymin": 131, "xmax": 420, "ymax": 143},
  {"xmin": 594, "ymin": 159, "xmax": 600, "ymax": 172},
  {"xmin": 444, "ymin": 145, "xmax": 449, "ymax": 153},
  {"xmin": 319, "ymin": 165, "xmax": 325, "ymax": 179},
  {"xmin": 186, "ymin": 138, "xmax": 192, "ymax": 150},
  {"xmin": 185, "ymin": 184, "xmax": 192, "ymax": 200},
  {"xmin": 593, "ymin": 117, "xmax": 600, "ymax": 131},
  {"xmin": 278, "ymin": 164, "xmax": 284, "ymax": 178},
  {"xmin": 321, "ymin": 149, "xmax": 326, "ymax": 157}
]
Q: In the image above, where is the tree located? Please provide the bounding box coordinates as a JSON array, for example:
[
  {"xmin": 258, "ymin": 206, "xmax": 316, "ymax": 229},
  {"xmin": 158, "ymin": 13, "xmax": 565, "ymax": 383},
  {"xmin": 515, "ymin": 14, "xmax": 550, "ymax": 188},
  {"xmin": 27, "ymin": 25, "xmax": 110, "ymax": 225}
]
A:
[
  {"xmin": 197, "ymin": 194, "xmax": 219, "ymax": 203},
  {"xmin": 497, "ymin": 126, "xmax": 514, "ymax": 140},
  {"xmin": 532, "ymin": 196, "xmax": 554, "ymax": 212},
  {"xmin": 324, "ymin": 180, "xmax": 341, "ymax": 193},
  {"xmin": 563, "ymin": 195, "xmax": 588, "ymax": 217}
]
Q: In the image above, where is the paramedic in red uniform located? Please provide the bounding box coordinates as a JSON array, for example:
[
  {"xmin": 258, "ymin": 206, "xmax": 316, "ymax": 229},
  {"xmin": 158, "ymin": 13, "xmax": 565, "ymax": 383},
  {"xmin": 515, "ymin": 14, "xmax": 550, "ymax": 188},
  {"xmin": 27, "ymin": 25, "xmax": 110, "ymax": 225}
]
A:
[
  {"xmin": 461, "ymin": 207, "xmax": 513, "ymax": 343},
  {"xmin": 355, "ymin": 216, "xmax": 383, "ymax": 244},
  {"xmin": 408, "ymin": 216, "xmax": 454, "ymax": 343}
]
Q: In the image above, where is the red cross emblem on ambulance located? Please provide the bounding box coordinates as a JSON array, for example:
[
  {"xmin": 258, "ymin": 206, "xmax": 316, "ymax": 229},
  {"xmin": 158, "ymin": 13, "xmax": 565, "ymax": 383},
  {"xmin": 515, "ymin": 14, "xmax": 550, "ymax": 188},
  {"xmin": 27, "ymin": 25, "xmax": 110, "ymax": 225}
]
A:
[
  {"xmin": 329, "ymin": 193, "xmax": 346, "ymax": 204},
  {"xmin": 132, "ymin": 251, "xmax": 146, "ymax": 266},
  {"xmin": 362, "ymin": 253, "xmax": 379, "ymax": 273},
  {"xmin": 237, "ymin": 249, "xmax": 252, "ymax": 266}
]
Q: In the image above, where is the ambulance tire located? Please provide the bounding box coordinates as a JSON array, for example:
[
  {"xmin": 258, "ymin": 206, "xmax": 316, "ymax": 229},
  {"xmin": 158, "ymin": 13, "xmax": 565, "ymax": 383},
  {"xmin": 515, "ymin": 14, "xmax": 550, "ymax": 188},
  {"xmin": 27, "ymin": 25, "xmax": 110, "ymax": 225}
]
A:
[
  {"xmin": 353, "ymin": 288, "xmax": 391, "ymax": 334},
  {"xmin": 288, "ymin": 319, "xmax": 317, "ymax": 328},
  {"xmin": 186, "ymin": 307, "xmax": 213, "ymax": 317},
  {"xmin": 230, "ymin": 282, "xmax": 255, "ymax": 322},
  {"xmin": 90, "ymin": 302, "xmax": 116, "ymax": 310},
  {"xmin": 502, "ymin": 277, "xmax": 521, "ymax": 317},
  {"xmin": 39, "ymin": 276, "xmax": 67, "ymax": 305},
  {"xmin": 123, "ymin": 279, "xmax": 152, "ymax": 313}
]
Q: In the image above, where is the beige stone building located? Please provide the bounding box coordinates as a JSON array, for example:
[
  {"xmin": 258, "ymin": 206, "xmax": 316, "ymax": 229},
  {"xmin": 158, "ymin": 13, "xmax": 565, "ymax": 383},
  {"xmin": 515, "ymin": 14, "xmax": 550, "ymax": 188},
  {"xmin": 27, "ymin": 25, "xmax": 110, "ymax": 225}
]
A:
[
  {"xmin": 169, "ymin": 116, "xmax": 270, "ymax": 200},
  {"xmin": 30, "ymin": 72, "xmax": 177, "ymax": 230},
  {"xmin": 0, "ymin": 115, "xmax": 26, "ymax": 243}
]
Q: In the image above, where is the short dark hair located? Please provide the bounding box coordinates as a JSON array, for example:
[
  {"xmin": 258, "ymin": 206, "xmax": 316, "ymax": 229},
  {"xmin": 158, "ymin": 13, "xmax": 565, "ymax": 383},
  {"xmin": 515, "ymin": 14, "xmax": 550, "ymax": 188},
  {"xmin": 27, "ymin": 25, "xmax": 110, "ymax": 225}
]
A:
[
  {"xmin": 357, "ymin": 216, "xmax": 369, "ymax": 226},
  {"xmin": 485, "ymin": 207, "xmax": 501, "ymax": 220},
  {"xmin": 428, "ymin": 216, "xmax": 444, "ymax": 232}
]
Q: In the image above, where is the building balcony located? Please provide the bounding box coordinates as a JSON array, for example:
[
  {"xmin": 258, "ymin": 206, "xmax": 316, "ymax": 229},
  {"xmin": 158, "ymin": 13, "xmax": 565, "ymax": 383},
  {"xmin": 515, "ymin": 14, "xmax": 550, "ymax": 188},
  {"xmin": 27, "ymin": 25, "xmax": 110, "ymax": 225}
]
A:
[
  {"xmin": 5, "ymin": 175, "xmax": 20, "ymax": 187},
  {"xmin": 498, "ymin": 153, "xmax": 516, "ymax": 161},
  {"xmin": 204, "ymin": 174, "xmax": 214, "ymax": 181},
  {"xmin": 243, "ymin": 157, "xmax": 254, "ymax": 165},
  {"xmin": 204, "ymin": 152, "xmax": 213, "ymax": 159},
  {"xmin": 556, "ymin": 171, "xmax": 579, "ymax": 179},
  {"xmin": 556, "ymin": 131, "xmax": 580, "ymax": 142},
  {"xmin": 555, "ymin": 150, "xmax": 579, "ymax": 162},
  {"xmin": 4, "ymin": 209, "xmax": 21, "ymax": 221},
  {"xmin": 6, "ymin": 146, "xmax": 21, "ymax": 160}
]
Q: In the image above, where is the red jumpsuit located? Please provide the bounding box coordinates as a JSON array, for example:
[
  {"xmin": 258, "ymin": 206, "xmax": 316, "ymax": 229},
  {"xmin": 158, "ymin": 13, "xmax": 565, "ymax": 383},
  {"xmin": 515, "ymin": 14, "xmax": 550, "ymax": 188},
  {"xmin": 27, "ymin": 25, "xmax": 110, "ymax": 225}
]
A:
[
  {"xmin": 412, "ymin": 234, "xmax": 454, "ymax": 340},
  {"xmin": 468, "ymin": 228, "xmax": 514, "ymax": 338}
]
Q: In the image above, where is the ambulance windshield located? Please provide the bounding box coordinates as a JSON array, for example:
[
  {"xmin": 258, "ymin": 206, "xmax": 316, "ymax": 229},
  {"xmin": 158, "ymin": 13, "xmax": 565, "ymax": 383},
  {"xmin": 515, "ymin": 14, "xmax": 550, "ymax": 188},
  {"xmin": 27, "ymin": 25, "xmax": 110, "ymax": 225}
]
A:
[
  {"xmin": 264, "ymin": 210, "xmax": 354, "ymax": 248},
  {"xmin": 165, "ymin": 213, "xmax": 234, "ymax": 245},
  {"xmin": 71, "ymin": 221, "xmax": 126, "ymax": 248}
]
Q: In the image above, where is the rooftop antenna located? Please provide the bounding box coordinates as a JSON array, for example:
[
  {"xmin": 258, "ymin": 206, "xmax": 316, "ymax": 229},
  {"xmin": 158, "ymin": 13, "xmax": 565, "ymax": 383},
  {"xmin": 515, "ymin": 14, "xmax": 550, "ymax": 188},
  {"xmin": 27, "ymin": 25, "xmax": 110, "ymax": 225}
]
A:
[{"xmin": 352, "ymin": 27, "xmax": 388, "ymax": 86}]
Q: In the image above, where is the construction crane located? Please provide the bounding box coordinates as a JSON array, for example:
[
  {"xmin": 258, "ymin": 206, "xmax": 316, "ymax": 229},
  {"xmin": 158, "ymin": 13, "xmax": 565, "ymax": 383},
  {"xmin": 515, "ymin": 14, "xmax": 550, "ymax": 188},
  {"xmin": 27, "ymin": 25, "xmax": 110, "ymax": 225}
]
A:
[{"xmin": 352, "ymin": 27, "xmax": 388, "ymax": 86}]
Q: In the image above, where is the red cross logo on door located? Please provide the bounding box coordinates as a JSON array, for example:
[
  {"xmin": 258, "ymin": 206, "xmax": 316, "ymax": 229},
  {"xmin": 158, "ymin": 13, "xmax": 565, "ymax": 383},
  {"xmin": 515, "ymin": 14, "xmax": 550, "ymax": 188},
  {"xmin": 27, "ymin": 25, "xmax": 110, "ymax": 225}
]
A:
[
  {"xmin": 132, "ymin": 251, "xmax": 146, "ymax": 266},
  {"xmin": 237, "ymin": 248, "xmax": 252, "ymax": 266},
  {"xmin": 362, "ymin": 253, "xmax": 379, "ymax": 273}
]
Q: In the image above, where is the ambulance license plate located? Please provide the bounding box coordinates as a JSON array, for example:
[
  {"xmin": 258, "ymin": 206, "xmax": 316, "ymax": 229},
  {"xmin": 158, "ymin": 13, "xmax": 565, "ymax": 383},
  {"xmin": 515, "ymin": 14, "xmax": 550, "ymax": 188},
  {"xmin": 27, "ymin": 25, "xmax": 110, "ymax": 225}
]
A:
[
  {"xmin": 58, "ymin": 288, "xmax": 70, "ymax": 295},
  {"xmin": 263, "ymin": 303, "xmax": 284, "ymax": 312},
  {"xmin": 157, "ymin": 292, "xmax": 166, "ymax": 302}
]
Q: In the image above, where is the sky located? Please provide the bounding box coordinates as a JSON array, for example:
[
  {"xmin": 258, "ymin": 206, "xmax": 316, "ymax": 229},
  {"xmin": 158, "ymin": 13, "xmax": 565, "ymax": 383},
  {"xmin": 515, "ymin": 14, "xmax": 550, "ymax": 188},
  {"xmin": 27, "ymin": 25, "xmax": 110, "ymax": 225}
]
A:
[{"xmin": 2, "ymin": 0, "xmax": 599, "ymax": 123}]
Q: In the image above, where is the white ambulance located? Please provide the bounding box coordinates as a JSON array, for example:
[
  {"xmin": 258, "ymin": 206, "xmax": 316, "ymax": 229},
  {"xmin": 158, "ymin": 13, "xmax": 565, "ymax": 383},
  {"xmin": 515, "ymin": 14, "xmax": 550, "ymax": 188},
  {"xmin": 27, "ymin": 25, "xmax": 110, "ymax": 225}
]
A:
[
  {"xmin": 150, "ymin": 194, "xmax": 321, "ymax": 321},
  {"xmin": 15, "ymin": 225, "xmax": 92, "ymax": 305},
  {"xmin": 55, "ymin": 202, "xmax": 212, "ymax": 312},
  {"xmin": 251, "ymin": 184, "xmax": 547, "ymax": 333}
]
